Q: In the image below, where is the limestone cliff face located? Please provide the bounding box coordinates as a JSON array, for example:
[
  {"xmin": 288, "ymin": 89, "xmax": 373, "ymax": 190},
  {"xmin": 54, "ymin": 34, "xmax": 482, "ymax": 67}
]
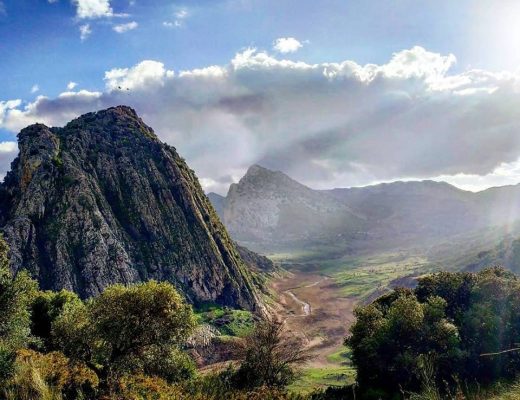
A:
[
  {"xmin": 216, "ymin": 165, "xmax": 364, "ymax": 245},
  {"xmin": 0, "ymin": 106, "xmax": 260, "ymax": 311}
]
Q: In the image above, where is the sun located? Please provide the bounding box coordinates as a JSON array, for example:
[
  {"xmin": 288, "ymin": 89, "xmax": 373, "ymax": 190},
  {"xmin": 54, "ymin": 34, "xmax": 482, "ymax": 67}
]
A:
[{"xmin": 473, "ymin": 1, "xmax": 520, "ymax": 69}]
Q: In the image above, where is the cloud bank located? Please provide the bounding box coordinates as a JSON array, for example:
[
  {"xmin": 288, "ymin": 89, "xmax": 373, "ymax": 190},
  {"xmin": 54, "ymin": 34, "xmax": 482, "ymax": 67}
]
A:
[{"xmin": 2, "ymin": 46, "xmax": 520, "ymax": 193}]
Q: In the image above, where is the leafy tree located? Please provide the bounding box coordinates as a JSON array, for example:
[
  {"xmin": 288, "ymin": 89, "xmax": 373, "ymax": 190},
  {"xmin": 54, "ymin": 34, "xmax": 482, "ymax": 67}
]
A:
[
  {"xmin": 52, "ymin": 280, "xmax": 197, "ymax": 383},
  {"xmin": 347, "ymin": 267, "xmax": 520, "ymax": 398},
  {"xmin": 233, "ymin": 318, "xmax": 312, "ymax": 389},
  {"xmin": 0, "ymin": 236, "xmax": 38, "ymax": 381},
  {"xmin": 51, "ymin": 300, "xmax": 97, "ymax": 366}
]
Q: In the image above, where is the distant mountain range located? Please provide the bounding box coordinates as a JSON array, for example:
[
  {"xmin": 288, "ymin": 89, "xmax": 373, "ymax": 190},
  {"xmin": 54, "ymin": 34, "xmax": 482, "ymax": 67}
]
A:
[
  {"xmin": 209, "ymin": 165, "xmax": 520, "ymax": 266},
  {"xmin": 0, "ymin": 106, "xmax": 262, "ymax": 311}
]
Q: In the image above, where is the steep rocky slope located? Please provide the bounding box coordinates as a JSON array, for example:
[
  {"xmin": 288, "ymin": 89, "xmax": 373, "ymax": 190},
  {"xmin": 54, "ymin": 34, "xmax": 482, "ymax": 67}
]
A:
[
  {"xmin": 0, "ymin": 106, "xmax": 261, "ymax": 311},
  {"xmin": 207, "ymin": 192, "xmax": 226, "ymax": 217}
]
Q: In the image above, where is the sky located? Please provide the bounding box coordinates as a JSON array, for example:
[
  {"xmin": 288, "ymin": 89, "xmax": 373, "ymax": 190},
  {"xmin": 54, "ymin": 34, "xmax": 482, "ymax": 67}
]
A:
[{"xmin": 3, "ymin": 1, "xmax": 520, "ymax": 194}]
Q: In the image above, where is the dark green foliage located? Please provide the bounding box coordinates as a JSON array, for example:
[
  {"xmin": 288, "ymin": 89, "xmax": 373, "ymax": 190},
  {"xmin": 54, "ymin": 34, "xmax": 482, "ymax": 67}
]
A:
[
  {"xmin": 347, "ymin": 267, "xmax": 520, "ymax": 399},
  {"xmin": 0, "ymin": 236, "xmax": 38, "ymax": 381},
  {"xmin": 30, "ymin": 289, "xmax": 81, "ymax": 350},
  {"xmin": 0, "ymin": 257, "xmax": 312, "ymax": 399}
]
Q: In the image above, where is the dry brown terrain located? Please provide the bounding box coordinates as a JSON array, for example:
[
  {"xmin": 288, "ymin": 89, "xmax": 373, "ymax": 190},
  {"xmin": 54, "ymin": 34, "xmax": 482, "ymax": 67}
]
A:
[{"xmin": 271, "ymin": 267, "xmax": 357, "ymax": 367}]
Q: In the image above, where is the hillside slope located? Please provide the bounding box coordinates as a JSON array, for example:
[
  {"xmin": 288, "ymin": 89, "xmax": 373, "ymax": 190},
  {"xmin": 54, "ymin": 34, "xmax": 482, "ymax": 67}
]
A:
[{"xmin": 0, "ymin": 106, "xmax": 261, "ymax": 310}]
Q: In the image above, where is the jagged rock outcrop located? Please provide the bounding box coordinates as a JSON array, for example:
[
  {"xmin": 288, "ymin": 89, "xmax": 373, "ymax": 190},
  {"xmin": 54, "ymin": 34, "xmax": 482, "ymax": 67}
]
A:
[{"xmin": 0, "ymin": 106, "xmax": 261, "ymax": 311}]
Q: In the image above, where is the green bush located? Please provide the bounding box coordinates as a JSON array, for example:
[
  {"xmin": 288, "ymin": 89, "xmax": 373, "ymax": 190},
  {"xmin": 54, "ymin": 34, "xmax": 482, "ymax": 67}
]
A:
[
  {"xmin": 52, "ymin": 280, "xmax": 197, "ymax": 384},
  {"xmin": 31, "ymin": 289, "xmax": 81, "ymax": 350}
]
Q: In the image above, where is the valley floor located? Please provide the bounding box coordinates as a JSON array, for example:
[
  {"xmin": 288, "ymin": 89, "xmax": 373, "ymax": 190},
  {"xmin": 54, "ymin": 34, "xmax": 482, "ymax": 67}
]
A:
[
  {"xmin": 270, "ymin": 265, "xmax": 356, "ymax": 393},
  {"xmin": 269, "ymin": 251, "xmax": 437, "ymax": 393}
]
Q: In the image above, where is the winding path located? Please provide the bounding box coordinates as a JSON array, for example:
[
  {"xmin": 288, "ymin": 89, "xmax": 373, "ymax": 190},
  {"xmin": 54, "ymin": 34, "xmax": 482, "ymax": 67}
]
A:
[
  {"xmin": 286, "ymin": 290, "xmax": 311, "ymax": 316},
  {"xmin": 283, "ymin": 277, "xmax": 329, "ymax": 316}
]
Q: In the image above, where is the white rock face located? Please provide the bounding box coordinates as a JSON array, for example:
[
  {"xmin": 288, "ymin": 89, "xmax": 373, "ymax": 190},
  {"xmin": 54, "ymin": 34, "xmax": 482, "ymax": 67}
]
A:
[{"xmin": 219, "ymin": 164, "xmax": 362, "ymax": 243}]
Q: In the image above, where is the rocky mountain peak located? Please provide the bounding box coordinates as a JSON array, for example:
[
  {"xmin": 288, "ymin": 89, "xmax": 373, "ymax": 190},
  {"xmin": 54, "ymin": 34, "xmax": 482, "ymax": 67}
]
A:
[
  {"xmin": 229, "ymin": 164, "xmax": 311, "ymax": 199},
  {"xmin": 0, "ymin": 106, "xmax": 262, "ymax": 312}
]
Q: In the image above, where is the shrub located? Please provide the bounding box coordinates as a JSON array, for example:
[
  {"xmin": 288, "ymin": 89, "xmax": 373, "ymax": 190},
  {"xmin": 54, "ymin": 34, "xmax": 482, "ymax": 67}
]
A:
[
  {"xmin": 52, "ymin": 280, "xmax": 197, "ymax": 384},
  {"xmin": 30, "ymin": 289, "xmax": 81, "ymax": 350},
  {"xmin": 232, "ymin": 318, "xmax": 312, "ymax": 389},
  {"xmin": 3, "ymin": 348, "xmax": 98, "ymax": 400}
]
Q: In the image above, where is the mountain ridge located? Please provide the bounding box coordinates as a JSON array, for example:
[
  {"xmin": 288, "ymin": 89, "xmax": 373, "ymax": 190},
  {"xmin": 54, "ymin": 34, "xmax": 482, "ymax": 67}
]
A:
[{"xmin": 210, "ymin": 164, "xmax": 520, "ymax": 255}]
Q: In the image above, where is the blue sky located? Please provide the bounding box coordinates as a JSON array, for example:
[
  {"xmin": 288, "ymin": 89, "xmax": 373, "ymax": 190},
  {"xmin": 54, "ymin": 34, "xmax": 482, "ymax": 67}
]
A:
[
  {"xmin": 2, "ymin": 0, "xmax": 520, "ymax": 193},
  {"xmin": 1, "ymin": 0, "xmax": 510, "ymax": 101}
]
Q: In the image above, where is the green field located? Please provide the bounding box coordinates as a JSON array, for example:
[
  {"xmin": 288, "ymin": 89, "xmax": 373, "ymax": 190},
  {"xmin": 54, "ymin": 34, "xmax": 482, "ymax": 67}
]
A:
[
  {"xmin": 195, "ymin": 305, "xmax": 255, "ymax": 337},
  {"xmin": 289, "ymin": 365, "xmax": 356, "ymax": 394},
  {"xmin": 321, "ymin": 253, "xmax": 435, "ymax": 300}
]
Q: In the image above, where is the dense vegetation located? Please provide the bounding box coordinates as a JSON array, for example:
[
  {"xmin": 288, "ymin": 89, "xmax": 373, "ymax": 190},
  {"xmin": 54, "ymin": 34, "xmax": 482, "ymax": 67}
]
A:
[
  {"xmin": 0, "ymin": 236, "xmax": 318, "ymax": 400},
  {"xmin": 346, "ymin": 267, "xmax": 520, "ymax": 399},
  {"xmin": 10, "ymin": 221, "xmax": 520, "ymax": 400}
]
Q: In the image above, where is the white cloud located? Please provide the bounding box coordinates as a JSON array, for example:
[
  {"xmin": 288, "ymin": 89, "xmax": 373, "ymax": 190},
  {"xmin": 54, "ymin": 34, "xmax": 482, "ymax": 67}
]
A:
[
  {"xmin": 0, "ymin": 142, "xmax": 17, "ymax": 153},
  {"xmin": 273, "ymin": 37, "xmax": 303, "ymax": 54},
  {"xmin": 175, "ymin": 9, "xmax": 188, "ymax": 19},
  {"xmin": 30, "ymin": 85, "xmax": 39, "ymax": 94},
  {"xmin": 67, "ymin": 81, "xmax": 78, "ymax": 90},
  {"xmin": 104, "ymin": 60, "xmax": 173, "ymax": 91},
  {"xmin": 48, "ymin": 0, "xmax": 59, "ymax": 3},
  {"xmin": 0, "ymin": 141, "xmax": 17, "ymax": 182},
  {"xmin": 4, "ymin": 47, "xmax": 520, "ymax": 193},
  {"xmin": 113, "ymin": 21, "xmax": 138, "ymax": 33},
  {"xmin": 0, "ymin": 1, "xmax": 6, "ymax": 16},
  {"xmin": 164, "ymin": 8, "xmax": 189, "ymax": 28},
  {"xmin": 0, "ymin": 100, "xmax": 22, "ymax": 126},
  {"xmin": 79, "ymin": 24, "xmax": 92, "ymax": 41},
  {"xmin": 72, "ymin": 0, "xmax": 113, "ymax": 19}
]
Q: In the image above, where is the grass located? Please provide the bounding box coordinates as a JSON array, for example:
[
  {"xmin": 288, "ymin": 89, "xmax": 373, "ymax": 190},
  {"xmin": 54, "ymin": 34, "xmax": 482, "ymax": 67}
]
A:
[
  {"xmin": 310, "ymin": 252, "xmax": 435, "ymax": 301},
  {"xmin": 289, "ymin": 344, "xmax": 355, "ymax": 394},
  {"xmin": 488, "ymin": 383, "xmax": 520, "ymax": 400},
  {"xmin": 326, "ymin": 347, "xmax": 352, "ymax": 365},
  {"xmin": 273, "ymin": 249, "xmax": 438, "ymax": 302},
  {"xmin": 195, "ymin": 305, "xmax": 255, "ymax": 337},
  {"xmin": 289, "ymin": 366, "xmax": 356, "ymax": 394}
]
